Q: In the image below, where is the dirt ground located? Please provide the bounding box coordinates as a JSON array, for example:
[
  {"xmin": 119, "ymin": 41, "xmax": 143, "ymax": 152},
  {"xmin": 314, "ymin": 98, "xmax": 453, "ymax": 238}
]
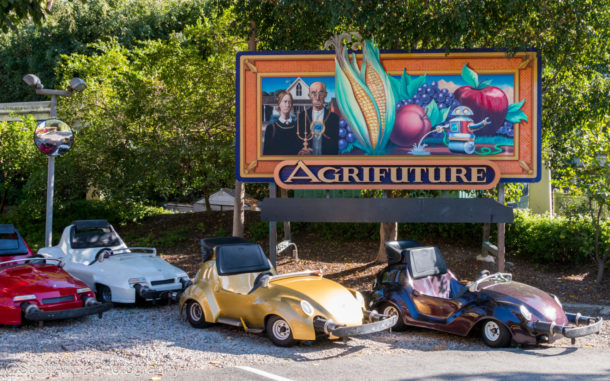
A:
[{"xmin": 118, "ymin": 211, "xmax": 609, "ymax": 307}]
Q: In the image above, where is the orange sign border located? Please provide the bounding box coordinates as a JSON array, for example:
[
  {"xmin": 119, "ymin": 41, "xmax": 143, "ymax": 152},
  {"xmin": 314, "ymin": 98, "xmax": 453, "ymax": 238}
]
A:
[{"xmin": 237, "ymin": 50, "xmax": 540, "ymax": 185}]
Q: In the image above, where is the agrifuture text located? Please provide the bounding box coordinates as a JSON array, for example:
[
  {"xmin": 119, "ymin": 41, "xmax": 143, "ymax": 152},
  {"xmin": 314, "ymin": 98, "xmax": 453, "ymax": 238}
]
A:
[{"xmin": 274, "ymin": 160, "xmax": 501, "ymax": 190}]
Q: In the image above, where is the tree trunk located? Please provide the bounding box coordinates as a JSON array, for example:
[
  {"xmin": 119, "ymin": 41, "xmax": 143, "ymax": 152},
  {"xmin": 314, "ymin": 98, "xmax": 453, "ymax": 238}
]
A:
[
  {"xmin": 232, "ymin": 181, "xmax": 245, "ymax": 237},
  {"xmin": 204, "ymin": 194, "xmax": 212, "ymax": 214},
  {"xmin": 232, "ymin": 21, "xmax": 258, "ymax": 238},
  {"xmin": 377, "ymin": 222, "xmax": 397, "ymax": 263},
  {"xmin": 0, "ymin": 187, "xmax": 7, "ymax": 215},
  {"xmin": 596, "ymin": 258, "xmax": 606, "ymax": 283}
]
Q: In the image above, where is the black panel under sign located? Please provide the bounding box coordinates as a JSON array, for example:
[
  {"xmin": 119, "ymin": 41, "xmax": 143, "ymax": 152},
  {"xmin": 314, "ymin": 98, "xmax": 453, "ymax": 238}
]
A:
[{"xmin": 260, "ymin": 198, "xmax": 514, "ymax": 223}]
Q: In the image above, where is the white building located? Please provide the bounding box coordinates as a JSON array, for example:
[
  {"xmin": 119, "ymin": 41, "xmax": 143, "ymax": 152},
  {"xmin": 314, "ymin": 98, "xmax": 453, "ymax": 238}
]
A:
[{"xmin": 164, "ymin": 188, "xmax": 259, "ymax": 213}]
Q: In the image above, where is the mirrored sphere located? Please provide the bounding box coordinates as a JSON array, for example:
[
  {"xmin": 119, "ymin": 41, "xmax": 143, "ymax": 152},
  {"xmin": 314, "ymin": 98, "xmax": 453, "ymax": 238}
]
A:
[{"xmin": 34, "ymin": 119, "xmax": 74, "ymax": 156}]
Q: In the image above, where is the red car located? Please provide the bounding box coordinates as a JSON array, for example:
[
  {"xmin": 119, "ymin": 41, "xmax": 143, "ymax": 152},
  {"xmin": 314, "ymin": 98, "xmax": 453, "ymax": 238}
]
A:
[{"xmin": 0, "ymin": 224, "xmax": 112, "ymax": 326}]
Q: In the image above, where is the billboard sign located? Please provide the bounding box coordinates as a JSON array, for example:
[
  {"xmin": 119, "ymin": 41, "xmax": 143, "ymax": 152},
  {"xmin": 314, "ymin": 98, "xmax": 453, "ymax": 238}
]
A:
[{"xmin": 236, "ymin": 34, "xmax": 540, "ymax": 189}]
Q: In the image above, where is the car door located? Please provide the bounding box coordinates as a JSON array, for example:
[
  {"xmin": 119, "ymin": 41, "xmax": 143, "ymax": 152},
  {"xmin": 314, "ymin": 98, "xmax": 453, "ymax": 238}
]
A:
[
  {"xmin": 214, "ymin": 273, "xmax": 253, "ymax": 320},
  {"xmin": 409, "ymin": 273, "xmax": 461, "ymax": 320}
]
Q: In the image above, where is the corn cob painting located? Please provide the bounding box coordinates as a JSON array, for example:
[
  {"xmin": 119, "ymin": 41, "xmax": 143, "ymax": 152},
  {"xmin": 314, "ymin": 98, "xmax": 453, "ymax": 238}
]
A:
[{"xmin": 325, "ymin": 34, "xmax": 395, "ymax": 155}]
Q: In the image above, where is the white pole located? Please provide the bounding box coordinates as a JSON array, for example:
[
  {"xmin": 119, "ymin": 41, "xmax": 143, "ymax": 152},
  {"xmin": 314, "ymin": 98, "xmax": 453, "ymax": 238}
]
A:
[{"xmin": 44, "ymin": 95, "xmax": 57, "ymax": 247}]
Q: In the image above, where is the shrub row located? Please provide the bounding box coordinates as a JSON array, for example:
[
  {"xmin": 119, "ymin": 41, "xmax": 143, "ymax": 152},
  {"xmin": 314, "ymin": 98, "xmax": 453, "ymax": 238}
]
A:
[
  {"xmin": 506, "ymin": 209, "xmax": 609, "ymax": 266},
  {"xmin": 0, "ymin": 200, "xmax": 166, "ymax": 251},
  {"xmin": 2, "ymin": 202, "xmax": 607, "ymax": 267},
  {"xmin": 291, "ymin": 209, "xmax": 608, "ymax": 266}
]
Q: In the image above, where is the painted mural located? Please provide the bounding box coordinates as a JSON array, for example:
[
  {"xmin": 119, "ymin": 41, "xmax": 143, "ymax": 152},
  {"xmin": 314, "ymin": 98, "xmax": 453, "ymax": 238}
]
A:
[
  {"xmin": 261, "ymin": 37, "xmax": 526, "ymax": 159},
  {"xmin": 238, "ymin": 34, "xmax": 540, "ymax": 183}
]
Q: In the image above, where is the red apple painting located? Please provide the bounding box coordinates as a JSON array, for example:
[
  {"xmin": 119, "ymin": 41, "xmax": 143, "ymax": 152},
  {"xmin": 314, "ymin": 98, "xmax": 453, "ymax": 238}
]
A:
[{"xmin": 454, "ymin": 64, "xmax": 509, "ymax": 136}]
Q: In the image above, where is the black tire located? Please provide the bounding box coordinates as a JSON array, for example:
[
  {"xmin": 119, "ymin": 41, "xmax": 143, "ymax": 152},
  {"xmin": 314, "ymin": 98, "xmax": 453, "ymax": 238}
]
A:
[
  {"xmin": 95, "ymin": 284, "xmax": 112, "ymax": 304},
  {"xmin": 380, "ymin": 303, "xmax": 407, "ymax": 331},
  {"xmin": 266, "ymin": 315, "xmax": 296, "ymax": 347},
  {"xmin": 186, "ymin": 300, "xmax": 210, "ymax": 328},
  {"xmin": 481, "ymin": 319, "xmax": 512, "ymax": 347}
]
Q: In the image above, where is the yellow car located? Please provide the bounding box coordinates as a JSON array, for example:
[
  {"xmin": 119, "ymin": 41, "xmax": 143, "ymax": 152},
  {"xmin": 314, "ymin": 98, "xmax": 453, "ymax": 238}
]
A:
[{"xmin": 179, "ymin": 238, "xmax": 396, "ymax": 346}]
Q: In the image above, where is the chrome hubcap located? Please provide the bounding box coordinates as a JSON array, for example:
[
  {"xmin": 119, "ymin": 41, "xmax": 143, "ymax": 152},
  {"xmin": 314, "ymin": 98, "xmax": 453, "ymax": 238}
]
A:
[
  {"xmin": 190, "ymin": 303, "xmax": 203, "ymax": 321},
  {"xmin": 383, "ymin": 305, "xmax": 399, "ymax": 318},
  {"xmin": 272, "ymin": 319, "xmax": 291, "ymax": 340},
  {"xmin": 484, "ymin": 321, "xmax": 501, "ymax": 341}
]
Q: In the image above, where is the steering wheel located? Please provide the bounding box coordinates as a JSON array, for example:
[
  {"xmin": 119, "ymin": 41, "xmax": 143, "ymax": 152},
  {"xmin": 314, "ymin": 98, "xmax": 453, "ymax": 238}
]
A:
[
  {"xmin": 252, "ymin": 271, "xmax": 274, "ymax": 290},
  {"xmin": 477, "ymin": 270, "xmax": 491, "ymax": 280},
  {"xmin": 91, "ymin": 248, "xmax": 113, "ymax": 265}
]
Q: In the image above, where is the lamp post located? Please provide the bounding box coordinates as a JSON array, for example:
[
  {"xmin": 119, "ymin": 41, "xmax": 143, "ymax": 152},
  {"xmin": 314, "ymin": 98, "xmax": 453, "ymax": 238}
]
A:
[{"xmin": 23, "ymin": 74, "xmax": 86, "ymax": 247}]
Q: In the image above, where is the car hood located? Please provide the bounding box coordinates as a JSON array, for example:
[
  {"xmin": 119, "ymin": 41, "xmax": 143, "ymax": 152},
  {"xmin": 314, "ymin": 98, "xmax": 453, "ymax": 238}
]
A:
[
  {"xmin": 270, "ymin": 276, "xmax": 364, "ymax": 325},
  {"xmin": 97, "ymin": 254, "xmax": 187, "ymax": 280},
  {"xmin": 480, "ymin": 281, "xmax": 568, "ymax": 324},
  {"xmin": 0, "ymin": 264, "xmax": 86, "ymax": 295}
]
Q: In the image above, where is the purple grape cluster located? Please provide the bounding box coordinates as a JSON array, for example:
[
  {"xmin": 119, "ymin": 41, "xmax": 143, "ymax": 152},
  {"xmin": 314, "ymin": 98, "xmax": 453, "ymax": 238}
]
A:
[
  {"xmin": 395, "ymin": 81, "xmax": 460, "ymax": 113},
  {"xmin": 338, "ymin": 119, "xmax": 355, "ymax": 150},
  {"xmin": 496, "ymin": 121, "xmax": 514, "ymax": 137}
]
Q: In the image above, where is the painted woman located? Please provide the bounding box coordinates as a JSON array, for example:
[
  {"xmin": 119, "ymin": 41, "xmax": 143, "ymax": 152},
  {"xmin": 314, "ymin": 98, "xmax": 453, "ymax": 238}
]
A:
[{"xmin": 263, "ymin": 91, "xmax": 301, "ymax": 155}]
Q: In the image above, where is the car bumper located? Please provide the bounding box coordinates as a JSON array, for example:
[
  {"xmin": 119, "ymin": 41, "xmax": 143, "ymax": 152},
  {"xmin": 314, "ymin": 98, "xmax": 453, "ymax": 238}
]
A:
[
  {"xmin": 135, "ymin": 281, "xmax": 191, "ymax": 302},
  {"xmin": 23, "ymin": 302, "xmax": 112, "ymax": 321},
  {"xmin": 530, "ymin": 313, "xmax": 603, "ymax": 343},
  {"xmin": 315, "ymin": 311, "xmax": 398, "ymax": 338}
]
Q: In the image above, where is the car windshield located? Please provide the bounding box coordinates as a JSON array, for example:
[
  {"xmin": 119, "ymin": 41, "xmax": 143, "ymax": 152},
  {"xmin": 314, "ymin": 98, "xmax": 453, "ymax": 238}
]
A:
[
  {"xmin": 0, "ymin": 233, "xmax": 28, "ymax": 256},
  {"xmin": 71, "ymin": 227, "xmax": 121, "ymax": 249}
]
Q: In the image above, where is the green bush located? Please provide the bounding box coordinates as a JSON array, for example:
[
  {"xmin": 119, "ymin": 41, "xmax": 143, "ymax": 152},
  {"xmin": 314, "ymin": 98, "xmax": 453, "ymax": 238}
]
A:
[
  {"xmin": 0, "ymin": 199, "xmax": 167, "ymax": 250},
  {"xmin": 507, "ymin": 209, "xmax": 608, "ymax": 266}
]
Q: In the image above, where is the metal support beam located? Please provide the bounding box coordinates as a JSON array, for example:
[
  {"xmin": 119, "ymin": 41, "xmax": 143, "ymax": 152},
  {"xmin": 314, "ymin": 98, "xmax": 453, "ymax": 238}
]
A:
[
  {"xmin": 268, "ymin": 183, "xmax": 277, "ymax": 268},
  {"xmin": 497, "ymin": 183, "xmax": 506, "ymax": 272}
]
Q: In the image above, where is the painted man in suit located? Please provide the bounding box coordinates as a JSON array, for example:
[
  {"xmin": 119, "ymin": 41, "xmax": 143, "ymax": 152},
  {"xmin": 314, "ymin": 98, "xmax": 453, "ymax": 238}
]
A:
[{"xmin": 296, "ymin": 81, "xmax": 340, "ymax": 155}]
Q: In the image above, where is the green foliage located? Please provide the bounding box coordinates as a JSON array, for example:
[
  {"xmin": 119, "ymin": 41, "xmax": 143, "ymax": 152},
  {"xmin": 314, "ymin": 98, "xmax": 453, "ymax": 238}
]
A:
[
  {"xmin": 0, "ymin": 0, "xmax": 48, "ymax": 32},
  {"xmin": 0, "ymin": 116, "xmax": 43, "ymax": 213},
  {"xmin": 154, "ymin": 226, "xmax": 191, "ymax": 249},
  {"xmin": 0, "ymin": 199, "xmax": 166, "ymax": 250},
  {"xmin": 246, "ymin": 221, "xmax": 268, "ymax": 241},
  {"xmin": 0, "ymin": 0, "xmax": 210, "ymax": 102},
  {"xmin": 51, "ymin": 8, "xmax": 243, "ymax": 205},
  {"xmin": 552, "ymin": 115, "xmax": 610, "ymax": 281},
  {"xmin": 507, "ymin": 209, "xmax": 609, "ymax": 267}
]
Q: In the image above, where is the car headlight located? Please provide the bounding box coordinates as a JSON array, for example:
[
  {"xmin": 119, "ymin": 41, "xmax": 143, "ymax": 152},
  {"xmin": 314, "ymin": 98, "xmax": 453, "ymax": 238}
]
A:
[
  {"xmin": 77, "ymin": 288, "xmax": 91, "ymax": 293},
  {"xmin": 13, "ymin": 295, "xmax": 37, "ymax": 302},
  {"xmin": 354, "ymin": 291, "xmax": 365, "ymax": 308},
  {"xmin": 519, "ymin": 305, "xmax": 532, "ymax": 321},
  {"xmin": 128, "ymin": 277, "xmax": 147, "ymax": 286},
  {"xmin": 300, "ymin": 300, "xmax": 314, "ymax": 316}
]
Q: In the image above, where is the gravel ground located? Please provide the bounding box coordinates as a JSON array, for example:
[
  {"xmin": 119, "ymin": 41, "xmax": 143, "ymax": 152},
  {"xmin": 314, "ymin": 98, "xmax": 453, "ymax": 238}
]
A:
[{"xmin": 1, "ymin": 304, "xmax": 608, "ymax": 381}]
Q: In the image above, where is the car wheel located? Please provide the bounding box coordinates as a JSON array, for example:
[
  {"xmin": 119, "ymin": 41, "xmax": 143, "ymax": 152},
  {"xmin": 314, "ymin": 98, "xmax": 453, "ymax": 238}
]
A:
[
  {"xmin": 481, "ymin": 320, "xmax": 511, "ymax": 347},
  {"xmin": 186, "ymin": 300, "xmax": 209, "ymax": 328},
  {"xmin": 266, "ymin": 315, "xmax": 296, "ymax": 347},
  {"xmin": 96, "ymin": 284, "xmax": 112, "ymax": 303},
  {"xmin": 381, "ymin": 303, "xmax": 407, "ymax": 331}
]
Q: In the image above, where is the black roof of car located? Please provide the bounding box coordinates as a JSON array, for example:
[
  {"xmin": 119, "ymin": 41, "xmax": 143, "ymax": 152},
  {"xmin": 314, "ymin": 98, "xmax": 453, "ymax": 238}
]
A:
[
  {"xmin": 0, "ymin": 225, "xmax": 28, "ymax": 256},
  {"xmin": 72, "ymin": 219, "xmax": 111, "ymax": 230},
  {"xmin": 215, "ymin": 243, "xmax": 271, "ymax": 276},
  {"xmin": 385, "ymin": 240, "xmax": 423, "ymax": 265},
  {"xmin": 200, "ymin": 237, "xmax": 250, "ymax": 262}
]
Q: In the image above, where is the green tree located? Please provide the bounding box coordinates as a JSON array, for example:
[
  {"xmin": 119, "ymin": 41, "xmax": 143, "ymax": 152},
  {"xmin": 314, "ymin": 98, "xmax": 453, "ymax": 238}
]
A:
[
  {"xmin": 0, "ymin": 116, "xmax": 41, "ymax": 213},
  {"xmin": 0, "ymin": 0, "xmax": 49, "ymax": 32},
  {"xmin": 55, "ymin": 9, "xmax": 244, "ymax": 206},
  {"xmin": 0, "ymin": 0, "xmax": 209, "ymax": 102},
  {"xmin": 554, "ymin": 112, "xmax": 610, "ymax": 282}
]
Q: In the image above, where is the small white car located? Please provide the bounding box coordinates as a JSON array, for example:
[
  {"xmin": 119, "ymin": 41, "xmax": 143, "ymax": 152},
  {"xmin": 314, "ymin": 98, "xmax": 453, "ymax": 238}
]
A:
[{"xmin": 38, "ymin": 220, "xmax": 191, "ymax": 304}]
